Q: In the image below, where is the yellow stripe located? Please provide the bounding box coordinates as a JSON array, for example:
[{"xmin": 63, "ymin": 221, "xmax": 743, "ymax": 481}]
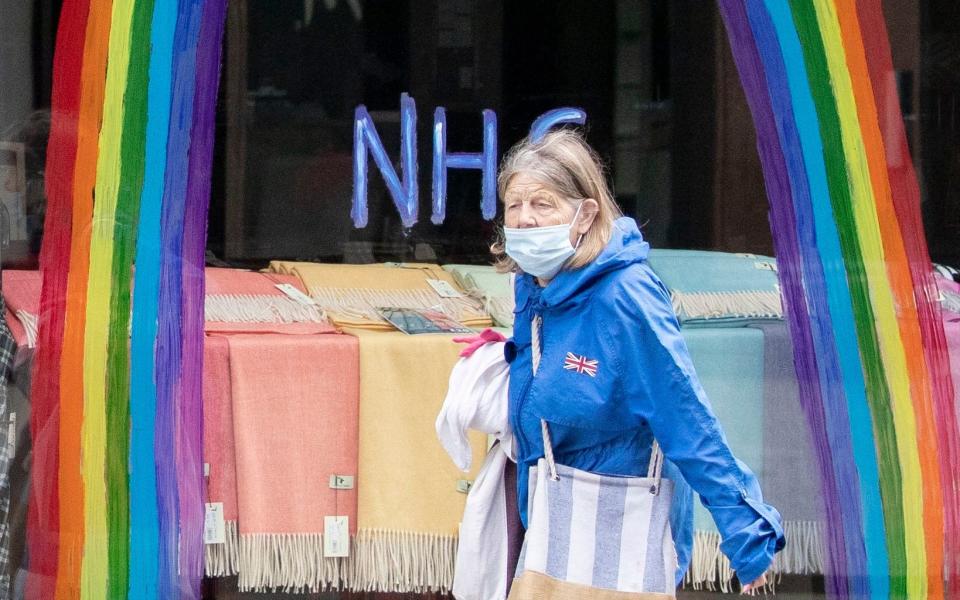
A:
[
  {"xmin": 81, "ymin": 0, "xmax": 136, "ymax": 597},
  {"xmin": 812, "ymin": 0, "xmax": 927, "ymax": 595}
]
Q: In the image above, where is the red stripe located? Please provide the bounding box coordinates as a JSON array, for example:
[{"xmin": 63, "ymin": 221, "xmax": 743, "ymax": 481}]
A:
[{"xmin": 25, "ymin": 1, "xmax": 91, "ymax": 597}]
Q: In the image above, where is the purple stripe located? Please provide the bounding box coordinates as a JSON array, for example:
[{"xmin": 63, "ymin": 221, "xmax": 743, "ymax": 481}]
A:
[
  {"xmin": 177, "ymin": 0, "xmax": 227, "ymax": 598},
  {"xmin": 591, "ymin": 476, "xmax": 627, "ymax": 588},
  {"xmin": 716, "ymin": 1, "xmax": 848, "ymax": 595}
]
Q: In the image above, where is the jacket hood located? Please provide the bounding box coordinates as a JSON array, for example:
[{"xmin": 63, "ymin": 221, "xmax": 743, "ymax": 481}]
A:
[{"xmin": 515, "ymin": 216, "xmax": 650, "ymax": 311}]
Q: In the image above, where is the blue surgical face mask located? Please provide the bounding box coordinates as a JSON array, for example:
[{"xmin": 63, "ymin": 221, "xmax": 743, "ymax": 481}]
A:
[{"xmin": 504, "ymin": 203, "xmax": 583, "ymax": 280}]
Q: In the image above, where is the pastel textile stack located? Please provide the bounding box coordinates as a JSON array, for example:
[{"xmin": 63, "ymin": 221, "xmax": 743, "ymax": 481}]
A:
[
  {"xmin": 442, "ymin": 264, "xmax": 515, "ymax": 328},
  {"xmin": 199, "ymin": 267, "xmax": 344, "ymax": 589},
  {"xmin": 268, "ymin": 262, "xmax": 492, "ymax": 330},
  {"xmin": 343, "ymin": 328, "xmax": 487, "ymax": 594},
  {"xmin": 678, "ymin": 327, "xmax": 762, "ymax": 592},
  {"xmin": 1, "ymin": 271, "xmax": 41, "ymax": 348},
  {"xmin": 203, "ymin": 268, "xmax": 332, "ymax": 334},
  {"xmin": 228, "ymin": 333, "xmax": 359, "ymax": 593},
  {"xmin": 201, "ymin": 335, "xmax": 239, "ymax": 578},
  {"xmin": 645, "ymin": 249, "xmax": 782, "ymax": 327}
]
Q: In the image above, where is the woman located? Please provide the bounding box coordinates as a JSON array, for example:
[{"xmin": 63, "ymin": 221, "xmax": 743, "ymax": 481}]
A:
[{"xmin": 493, "ymin": 129, "xmax": 783, "ymax": 593}]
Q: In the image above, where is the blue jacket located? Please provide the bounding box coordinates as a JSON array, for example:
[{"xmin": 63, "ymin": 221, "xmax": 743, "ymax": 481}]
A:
[{"xmin": 505, "ymin": 217, "xmax": 784, "ymax": 586}]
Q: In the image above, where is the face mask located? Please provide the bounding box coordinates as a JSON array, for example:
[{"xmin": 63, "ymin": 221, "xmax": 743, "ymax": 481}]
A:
[{"xmin": 504, "ymin": 203, "xmax": 583, "ymax": 280}]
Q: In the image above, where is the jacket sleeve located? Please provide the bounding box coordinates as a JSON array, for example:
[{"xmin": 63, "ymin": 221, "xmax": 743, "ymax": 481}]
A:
[{"xmin": 602, "ymin": 268, "xmax": 785, "ymax": 586}]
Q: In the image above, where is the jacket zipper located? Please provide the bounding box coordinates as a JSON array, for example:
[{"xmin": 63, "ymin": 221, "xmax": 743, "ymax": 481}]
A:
[{"xmin": 514, "ymin": 310, "xmax": 541, "ymax": 462}]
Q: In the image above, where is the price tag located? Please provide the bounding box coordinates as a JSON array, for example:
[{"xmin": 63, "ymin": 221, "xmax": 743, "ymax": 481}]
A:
[
  {"xmin": 204, "ymin": 502, "xmax": 226, "ymax": 544},
  {"xmin": 324, "ymin": 516, "xmax": 350, "ymax": 557},
  {"xmin": 426, "ymin": 279, "xmax": 463, "ymax": 298},
  {"xmin": 275, "ymin": 283, "xmax": 317, "ymax": 306},
  {"xmin": 329, "ymin": 474, "xmax": 355, "ymax": 490},
  {"xmin": 6, "ymin": 412, "xmax": 15, "ymax": 458},
  {"xmin": 456, "ymin": 479, "xmax": 473, "ymax": 494},
  {"xmin": 754, "ymin": 261, "xmax": 778, "ymax": 272}
]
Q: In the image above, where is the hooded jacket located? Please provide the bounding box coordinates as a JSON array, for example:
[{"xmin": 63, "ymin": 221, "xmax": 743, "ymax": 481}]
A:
[{"xmin": 505, "ymin": 217, "xmax": 784, "ymax": 586}]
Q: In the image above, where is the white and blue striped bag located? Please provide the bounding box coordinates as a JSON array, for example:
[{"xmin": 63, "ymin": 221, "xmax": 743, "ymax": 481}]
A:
[{"xmin": 509, "ymin": 318, "xmax": 677, "ymax": 599}]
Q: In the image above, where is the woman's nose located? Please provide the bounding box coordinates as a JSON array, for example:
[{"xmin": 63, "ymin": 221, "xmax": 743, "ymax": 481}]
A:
[{"xmin": 517, "ymin": 204, "xmax": 538, "ymax": 228}]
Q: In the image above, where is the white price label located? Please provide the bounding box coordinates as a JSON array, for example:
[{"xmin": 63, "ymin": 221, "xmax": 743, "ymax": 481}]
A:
[
  {"xmin": 754, "ymin": 261, "xmax": 778, "ymax": 272},
  {"xmin": 426, "ymin": 279, "xmax": 463, "ymax": 298},
  {"xmin": 6, "ymin": 412, "xmax": 15, "ymax": 458},
  {"xmin": 275, "ymin": 283, "xmax": 317, "ymax": 306},
  {"xmin": 329, "ymin": 474, "xmax": 355, "ymax": 490},
  {"xmin": 204, "ymin": 502, "xmax": 226, "ymax": 544},
  {"xmin": 324, "ymin": 516, "xmax": 350, "ymax": 558}
]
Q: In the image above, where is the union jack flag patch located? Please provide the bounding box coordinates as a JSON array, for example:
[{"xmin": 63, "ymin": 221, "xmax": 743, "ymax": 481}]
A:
[{"xmin": 563, "ymin": 352, "xmax": 598, "ymax": 377}]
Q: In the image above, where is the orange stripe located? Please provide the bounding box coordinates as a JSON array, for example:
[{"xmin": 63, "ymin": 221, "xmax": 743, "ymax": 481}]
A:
[
  {"xmin": 54, "ymin": 2, "xmax": 112, "ymax": 598},
  {"xmin": 834, "ymin": 2, "xmax": 944, "ymax": 596}
]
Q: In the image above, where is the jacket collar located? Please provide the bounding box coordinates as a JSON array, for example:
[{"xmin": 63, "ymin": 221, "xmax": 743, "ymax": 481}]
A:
[{"xmin": 514, "ymin": 217, "xmax": 650, "ymax": 312}]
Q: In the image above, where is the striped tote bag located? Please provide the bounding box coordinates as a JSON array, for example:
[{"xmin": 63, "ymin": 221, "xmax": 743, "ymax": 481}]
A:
[{"xmin": 509, "ymin": 317, "xmax": 677, "ymax": 599}]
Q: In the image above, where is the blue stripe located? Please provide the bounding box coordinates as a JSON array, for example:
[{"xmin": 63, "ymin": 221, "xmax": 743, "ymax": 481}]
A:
[
  {"xmin": 544, "ymin": 469, "xmax": 574, "ymax": 580},
  {"xmin": 154, "ymin": 1, "xmax": 205, "ymax": 597},
  {"xmin": 642, "ymin": 484, "xmax": 671, "ymax": 593},
  {"xmin": 128, "ymin": 0, "xmax": 177, "ymax": 597},
  {"xmin": 591, "ymin": 477, "xmax": 627, "ymax": 589}
]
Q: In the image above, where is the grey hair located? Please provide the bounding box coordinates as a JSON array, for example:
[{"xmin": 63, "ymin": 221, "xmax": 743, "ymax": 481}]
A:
[{"xmin": 491, "ymin": 129, "xmax": 622, "ymax": 272}]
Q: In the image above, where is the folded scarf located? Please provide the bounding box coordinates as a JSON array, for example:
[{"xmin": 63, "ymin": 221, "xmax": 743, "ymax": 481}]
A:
[
  {"xmin": 1, "ymin": 271, "xmax": 41, "ymax": 348},
  {"xmin": 204, "ymin": 268, "xmax": 331, "ymax": 333},
  {"xmin": 202, "ymin": 335, "xmax": 239, "ymax": 578},
  {"xmin": 228, "ymin": 333, "xmax": 359, "ymax": 593},
  {"xmin": 646, "ymin": 250, "xmax": 782, "ymax": 327},
  {"xmin": 344, "ymin": 328, "xmax": 486, "ymax": 593},
  {"xmin": 442, "ymin": 265, "xmax": 515, "ymax": 329},
  {"xmin": 268, "ymin": 262, "xmax": 492, "ymax": 331}
]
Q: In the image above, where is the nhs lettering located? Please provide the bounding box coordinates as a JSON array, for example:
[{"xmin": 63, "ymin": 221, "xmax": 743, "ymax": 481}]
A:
[{"xmin": 351, "ymin": 93, "xmax": 587, "ymax": 228}]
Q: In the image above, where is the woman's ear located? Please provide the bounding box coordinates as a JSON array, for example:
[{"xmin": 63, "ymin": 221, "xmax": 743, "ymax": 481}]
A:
[{"xmin": 576, "ymin": 199, "xmax": 600, "ymax": 235}]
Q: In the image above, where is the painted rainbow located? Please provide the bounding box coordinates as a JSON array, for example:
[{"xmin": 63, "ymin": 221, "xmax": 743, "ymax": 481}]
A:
[
  {"xmin": 719, "ymin": 1, "xmax": 959, "ymax": 599},
  {"xmin": 25, "ymin": 1, "xmax": 227, "ymax": 599}
]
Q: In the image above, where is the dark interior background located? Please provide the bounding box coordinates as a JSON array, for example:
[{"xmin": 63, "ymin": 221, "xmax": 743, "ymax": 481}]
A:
[{"xmin": 0, "ymin": 0, "xmax": 956, "ymax": 269}]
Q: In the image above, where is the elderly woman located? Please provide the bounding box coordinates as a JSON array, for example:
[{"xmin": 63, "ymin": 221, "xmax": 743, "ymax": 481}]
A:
[{"xmin": 493, "ymin": 129, "xmax": 783, "ymax": 595}]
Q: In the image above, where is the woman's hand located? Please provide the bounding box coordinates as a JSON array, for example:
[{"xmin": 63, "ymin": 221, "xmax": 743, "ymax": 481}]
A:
[{"xmin": 740, "ymin": 573, "xmax": 767, "ymax": 595}]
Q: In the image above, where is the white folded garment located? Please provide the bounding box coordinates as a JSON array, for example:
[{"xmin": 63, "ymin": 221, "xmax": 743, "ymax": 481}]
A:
[{"xmin": 436, "ymin": 341, "xmax": 515, "ymax": 600}]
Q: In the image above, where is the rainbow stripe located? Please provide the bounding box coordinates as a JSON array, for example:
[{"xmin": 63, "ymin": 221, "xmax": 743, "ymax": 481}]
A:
[
  {"xmin": 720, "ymin": 1, "xmax": 960, "ymax": 597},
  {"xmin": 25, "ymin": 1, "xmax": 227, "ymax": 598}
]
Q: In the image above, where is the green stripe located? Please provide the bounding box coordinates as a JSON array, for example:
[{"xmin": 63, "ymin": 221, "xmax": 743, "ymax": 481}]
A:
[{"xmin": 107, "ymin": 0, "xmax": 154, "ymax": 597}]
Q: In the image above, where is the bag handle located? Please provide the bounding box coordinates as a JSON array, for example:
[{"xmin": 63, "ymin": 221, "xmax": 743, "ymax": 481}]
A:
[{"xmin": 530, "ymin": 316, "xmax": 664, "ymax": 492}]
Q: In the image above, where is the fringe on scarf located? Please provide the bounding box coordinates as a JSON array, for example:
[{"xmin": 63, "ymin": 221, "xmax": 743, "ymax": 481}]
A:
[
  {"xmin": 684, "ymin": 520, "xmax": 824, "ymax": 593},
  {"xmin": 309, "ymin": 287, "xmax": 488, "ymax": 324},
  {"xmin": 671, "ymin": 290, "xmax": 783, "ymax": 322},
  {"xmin": 204, "ymin": 520, "xmax": 239, "ymax": 578},
  {"xmin": 236, "ymin": 532, "xmax": 347, "ymax": 593},
  {"xmin": 347, "ymin": 529, "xmax": 458, "ymax": 594},
  {"xmin": 204, "ymin": 294, "xmax": 326, "ymax": 324},
  {"xmin": 482, "ymin": 296, "xmax": 515, "ymax": 329},
  {"xmin": 14, "ymin": 311, "xmax": 38, "ymax": 348},
  {"xmin": 231, "ymin": 529, "xmax": 458, "ymax": 594}
]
